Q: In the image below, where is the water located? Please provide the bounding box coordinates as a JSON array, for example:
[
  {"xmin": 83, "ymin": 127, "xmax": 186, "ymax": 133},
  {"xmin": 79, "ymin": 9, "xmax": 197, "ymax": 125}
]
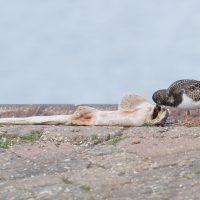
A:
[{"xmin": 0, "ymin": 0, "xmax": 200, "ymax": 104}]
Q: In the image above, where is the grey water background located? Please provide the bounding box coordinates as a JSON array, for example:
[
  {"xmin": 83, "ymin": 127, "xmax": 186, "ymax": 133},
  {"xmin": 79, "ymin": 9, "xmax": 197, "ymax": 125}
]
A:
[{"xmin": 0, "ymin": 0, "xmax": 200, "ymax": 104}]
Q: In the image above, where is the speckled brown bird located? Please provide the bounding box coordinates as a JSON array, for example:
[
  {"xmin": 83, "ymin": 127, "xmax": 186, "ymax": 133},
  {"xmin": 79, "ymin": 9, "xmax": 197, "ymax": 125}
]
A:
[{"xmin": 152, "ymin": 79, "xmax": 200, "ymax": 124}]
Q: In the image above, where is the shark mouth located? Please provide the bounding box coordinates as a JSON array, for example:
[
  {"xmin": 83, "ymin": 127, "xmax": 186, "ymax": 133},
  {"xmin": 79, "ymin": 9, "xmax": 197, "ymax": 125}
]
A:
[
  {"xmin": 151, "ymin": 104, "xmax": 169, "ymax": 125},
  {"xmin": 152, "ymin": 105, "xmax": 162, "ymax": 120}
]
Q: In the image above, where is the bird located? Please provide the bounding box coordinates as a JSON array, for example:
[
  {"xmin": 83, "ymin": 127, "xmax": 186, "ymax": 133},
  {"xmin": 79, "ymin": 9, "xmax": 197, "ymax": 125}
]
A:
[{"xmin": 152, "ymin": 79, "xmax": 200, "ymax": 124}]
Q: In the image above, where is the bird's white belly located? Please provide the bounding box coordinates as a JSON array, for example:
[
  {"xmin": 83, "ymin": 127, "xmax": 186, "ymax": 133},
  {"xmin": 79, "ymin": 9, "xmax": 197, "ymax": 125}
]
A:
[{"xmin": 178, "ymin": 94, "xmax": 200, "ymax": 109}]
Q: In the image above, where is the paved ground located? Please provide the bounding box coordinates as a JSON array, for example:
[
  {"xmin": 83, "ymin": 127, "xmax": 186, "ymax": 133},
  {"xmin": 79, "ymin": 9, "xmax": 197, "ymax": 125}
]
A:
[{"xmin": 1, "ymin": 124, "xmax": 200, "ymax": 200}]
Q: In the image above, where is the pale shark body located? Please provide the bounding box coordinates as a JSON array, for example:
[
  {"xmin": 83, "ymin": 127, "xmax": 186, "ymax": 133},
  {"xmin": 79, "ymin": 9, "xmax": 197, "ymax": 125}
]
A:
[{"xmin": 0, "ymin": 93, "xmax": 168, "ymax": 126}]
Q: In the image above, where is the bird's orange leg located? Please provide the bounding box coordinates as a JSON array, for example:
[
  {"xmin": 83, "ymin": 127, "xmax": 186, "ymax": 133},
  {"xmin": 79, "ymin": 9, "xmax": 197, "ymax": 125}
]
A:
[
  {"xmin": 192, "ymin": 116, "xmax": 200, "ymax": 125},
  {"xmin": 183, "ymin": 110, "xmax": 191, "ymax": 125}
]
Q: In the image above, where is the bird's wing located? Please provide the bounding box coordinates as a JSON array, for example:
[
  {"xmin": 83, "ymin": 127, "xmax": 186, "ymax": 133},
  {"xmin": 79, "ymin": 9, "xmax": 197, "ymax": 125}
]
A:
[
  {"xmin": 184, "ymin": 81, "xmax": 200, "ymax": 101},
  {"xmin": 167, "ymin": 79, "xmax": 199, "ymax": 94}
]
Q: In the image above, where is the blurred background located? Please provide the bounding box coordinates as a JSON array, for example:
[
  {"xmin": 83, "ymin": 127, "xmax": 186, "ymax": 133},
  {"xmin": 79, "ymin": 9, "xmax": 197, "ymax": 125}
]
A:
[{"xmin": 0, "ymin": 0, "xmax": 200, "ymax": 104}]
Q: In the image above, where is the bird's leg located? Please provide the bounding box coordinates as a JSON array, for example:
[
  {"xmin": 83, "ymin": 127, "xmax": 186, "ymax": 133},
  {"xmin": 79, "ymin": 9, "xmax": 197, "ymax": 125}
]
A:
[
  {"xmin": 183, "ymin": 110, "xmax": 191, "ymax": 125},
  {"xmin": 192, "ymin": 115, "xmax": 200, "ymax": 125}
]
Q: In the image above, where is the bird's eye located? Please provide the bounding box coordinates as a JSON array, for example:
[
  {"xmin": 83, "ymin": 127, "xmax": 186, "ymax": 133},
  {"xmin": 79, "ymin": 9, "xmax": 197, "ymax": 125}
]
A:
[{"xmin": 152, "ymin": 105, "xmax": 161, "ymax": 119}]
